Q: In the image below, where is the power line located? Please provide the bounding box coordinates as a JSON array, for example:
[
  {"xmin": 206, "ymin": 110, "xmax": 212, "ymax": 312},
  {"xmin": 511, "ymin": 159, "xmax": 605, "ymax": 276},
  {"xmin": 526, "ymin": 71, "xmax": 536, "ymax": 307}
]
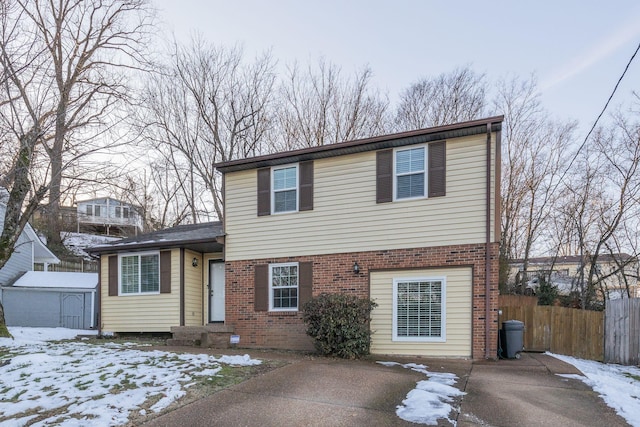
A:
[{"xmin": 562, "ymin": 40, "xmax": 640, "ymax": 177}]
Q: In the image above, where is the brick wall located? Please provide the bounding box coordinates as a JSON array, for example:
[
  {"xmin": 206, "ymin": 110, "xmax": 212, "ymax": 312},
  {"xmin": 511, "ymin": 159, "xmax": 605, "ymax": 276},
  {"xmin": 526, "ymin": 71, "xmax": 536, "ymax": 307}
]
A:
[{"xmin": 225, "ymin": 242, "xmax": 499, "ymax": 358}]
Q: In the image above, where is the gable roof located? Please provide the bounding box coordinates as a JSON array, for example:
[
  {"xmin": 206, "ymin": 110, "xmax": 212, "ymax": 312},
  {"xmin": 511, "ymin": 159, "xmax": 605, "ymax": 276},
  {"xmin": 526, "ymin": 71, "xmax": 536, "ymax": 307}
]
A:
[
  {"xmin": 0, "ymin": 188, "xmax": 60, "ymax": 265},
  {"xmin": 214, "ymin": 115, "xmax": 503, "ymax": 173},
  {"xmin": 87, "ymin": 221, "xmax": 224, "ymax": 254}
]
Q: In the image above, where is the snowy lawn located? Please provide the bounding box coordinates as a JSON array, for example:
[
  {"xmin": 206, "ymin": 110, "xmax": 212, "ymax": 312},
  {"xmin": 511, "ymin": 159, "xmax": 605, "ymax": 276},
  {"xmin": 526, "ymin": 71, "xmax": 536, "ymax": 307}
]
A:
[
  {"xmin": 0, "ymin": 327, "xmax": 263, "ymax": 426},
  {"xmin": 378, "ymin": 361, "xmax": 465, "ymax": 426},
  {"xmin": 549, "ymin": 352, "xmax": 640, "ymax": 427}
]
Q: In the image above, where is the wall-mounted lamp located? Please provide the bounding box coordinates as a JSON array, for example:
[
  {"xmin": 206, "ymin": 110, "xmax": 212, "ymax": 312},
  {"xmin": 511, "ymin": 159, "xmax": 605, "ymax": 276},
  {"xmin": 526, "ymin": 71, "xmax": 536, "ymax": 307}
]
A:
[
  {"xmin": 353, "ymin": 261, "xmax": 360, "ymax": 274},
  {"xmin": 192, "ymin": 257, "xmax": 199, "ymax": 267}
]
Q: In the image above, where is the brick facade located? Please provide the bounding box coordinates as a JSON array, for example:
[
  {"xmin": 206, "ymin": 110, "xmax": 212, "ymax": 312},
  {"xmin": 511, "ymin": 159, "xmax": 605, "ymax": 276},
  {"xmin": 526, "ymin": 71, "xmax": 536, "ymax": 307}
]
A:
[{"xmin": 225, "ymin": 242, "xmax": 499, "ymax": 359}]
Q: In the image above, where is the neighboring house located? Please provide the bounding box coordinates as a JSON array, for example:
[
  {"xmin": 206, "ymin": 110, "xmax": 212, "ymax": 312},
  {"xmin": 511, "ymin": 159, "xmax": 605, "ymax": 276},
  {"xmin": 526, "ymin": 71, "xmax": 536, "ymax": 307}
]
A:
[
  {"xmin": 509, "ymin": 254, "xmax": 640, "ymax": 299},
  {"xmin": 90, "ymin": 116, "xmax": 502, "ymax": 359},
  {"xmin": 0, "ymin": 189, "xmax": 60, "ymax": 286},
  {"xmin": 1, "ymin": 271, "xmax": 98, "ymax": 329},
  {"xmin": 88, "ymin": 222, "xmax": 224, "ymax": 333},
  {"xmin": 215, "ymin": 116, "xmax": 502, "ymax": 359},
  {"xmin": 76, "ymin": 197, "xmax": 143, "ymax": 237}
]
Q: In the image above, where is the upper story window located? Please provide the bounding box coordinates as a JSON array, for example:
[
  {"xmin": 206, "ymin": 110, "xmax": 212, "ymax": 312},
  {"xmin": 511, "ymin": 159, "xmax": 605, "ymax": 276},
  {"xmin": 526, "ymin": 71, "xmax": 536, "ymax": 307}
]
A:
[
  {"xmin": 119, "ymin": 252, "xmax": 160, "ymax": 295},
  {"xmin": 272, "ymin": 165, "xmax": 298, "ymax": 213},
  {"xmin": 376, "ymin": 141, "xmax": 446, "ymax": 203},
  {"xmin": 115, "ymin": 206, "xmax": 130, "ymax": 219},
  {"xmin": 395, "ymin": 146, "xmax": 426, "ymax": 200}
]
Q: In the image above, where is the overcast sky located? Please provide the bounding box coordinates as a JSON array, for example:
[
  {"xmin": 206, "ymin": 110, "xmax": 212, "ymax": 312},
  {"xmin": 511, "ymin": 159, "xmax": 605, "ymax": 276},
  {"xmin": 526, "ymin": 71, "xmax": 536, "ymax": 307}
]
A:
[{"xmin": 152, "ymin": 0, "xmax": 640, "ymax": 135}]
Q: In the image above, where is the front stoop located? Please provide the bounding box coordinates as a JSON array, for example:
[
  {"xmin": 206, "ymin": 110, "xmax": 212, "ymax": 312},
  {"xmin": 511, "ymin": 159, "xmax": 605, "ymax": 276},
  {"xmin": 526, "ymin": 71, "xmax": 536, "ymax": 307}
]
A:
[{"xmin": 167, "ymin": 324, "xmax": 234, "ymax": 349}]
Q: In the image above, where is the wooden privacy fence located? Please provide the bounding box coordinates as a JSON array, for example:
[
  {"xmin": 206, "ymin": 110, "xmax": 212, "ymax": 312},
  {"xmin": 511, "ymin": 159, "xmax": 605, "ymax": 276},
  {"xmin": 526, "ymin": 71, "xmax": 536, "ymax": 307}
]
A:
[
  {"xmin": 499, "ymin": 302, "xmax": 604, "ymax": 361},
  {"xmin": 605, "ymin": 299, "xmax": 640, "ymax": 365}
]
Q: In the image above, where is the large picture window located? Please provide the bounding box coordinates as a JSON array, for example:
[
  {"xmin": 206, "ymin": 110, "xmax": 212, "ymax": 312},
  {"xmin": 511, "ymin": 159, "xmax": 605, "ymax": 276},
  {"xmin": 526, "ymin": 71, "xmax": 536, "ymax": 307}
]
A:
[
  {"xmin": 272, "ymin": 165, "xmax": 298, "ymax": 213},
  {"xmin": 394, "ymin": 146, "xmax": 426, "ymax": 200},
  {"xmin": 393, "ymin": 277, "xmax": 445, "ymax": 341},
  {"xmin": 119, "ymin": 252, "xmax": 160, "ymax": 295},
  {"xmin": 269, "ymin": 263, "xmax": 298, "ymax": 310}
]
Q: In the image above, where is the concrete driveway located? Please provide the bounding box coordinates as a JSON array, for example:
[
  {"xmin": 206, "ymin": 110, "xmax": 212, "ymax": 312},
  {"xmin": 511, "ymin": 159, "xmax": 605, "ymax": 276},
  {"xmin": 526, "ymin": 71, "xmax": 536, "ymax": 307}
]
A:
[{"xmin": 144, "ymin": 350, "xmax": 629, "ymax": 427}]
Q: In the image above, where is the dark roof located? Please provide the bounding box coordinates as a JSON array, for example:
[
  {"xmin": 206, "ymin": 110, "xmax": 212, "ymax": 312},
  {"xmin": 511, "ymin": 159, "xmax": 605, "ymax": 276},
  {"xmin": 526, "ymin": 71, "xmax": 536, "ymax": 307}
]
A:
[
  {"xmin": 511, "ymin": 253, "xmax": 637, "ymax": 265},
  {"xmin": 214, "ymin": 116, "xmax": 504, "ymax": 173},
  {"xmin": 87, "ymin": 221, "xmax": 224, "ymax": 254}
]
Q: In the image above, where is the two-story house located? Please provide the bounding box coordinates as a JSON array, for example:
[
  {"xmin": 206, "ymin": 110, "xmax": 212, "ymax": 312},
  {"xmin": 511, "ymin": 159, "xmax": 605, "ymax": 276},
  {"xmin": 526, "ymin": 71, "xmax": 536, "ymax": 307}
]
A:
[
  {"xmin": 91, "ymin": 116, "xmax": 502, "ymax": 359},
  {"xmin": 215, "ymin": 116, "xmax": 502, "ymax": 359}
]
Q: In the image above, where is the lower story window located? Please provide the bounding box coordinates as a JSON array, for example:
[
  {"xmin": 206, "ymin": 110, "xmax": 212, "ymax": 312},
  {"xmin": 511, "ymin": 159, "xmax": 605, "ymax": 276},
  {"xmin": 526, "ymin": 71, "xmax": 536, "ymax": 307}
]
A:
[
  {"xmin": 270, "ymin": 263, "xmax": 298, "ymax": 311},
  {"xmin": 393, "ymin": 277, "xmax": 445, "ymax": 341},
  {"xmin": 120, "ymin": 252, "xmax": 160, "ymax": 294}
]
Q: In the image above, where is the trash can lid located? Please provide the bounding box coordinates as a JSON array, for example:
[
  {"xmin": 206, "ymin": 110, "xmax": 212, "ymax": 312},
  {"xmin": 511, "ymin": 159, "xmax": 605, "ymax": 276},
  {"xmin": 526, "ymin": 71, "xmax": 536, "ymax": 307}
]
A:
[{"xmin": 503, "ymin": 320, "xmax": 524, "ymax": 330}]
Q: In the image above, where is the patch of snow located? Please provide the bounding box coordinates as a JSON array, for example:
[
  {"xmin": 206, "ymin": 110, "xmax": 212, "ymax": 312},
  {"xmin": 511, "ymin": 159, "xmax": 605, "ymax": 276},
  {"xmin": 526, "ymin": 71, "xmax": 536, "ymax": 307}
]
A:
[
  {"xmin": 214, "ymin": 354, "xmax": 263, "ymax": 366},
  {"xmin": 62, "ymin": 232, "xmax": 120, "ymax": 259},
  {"xmin": 10, "ymin": 271, "xmax": 97, "ymax": 289},
  {"xmin": 549, "ymin": 353, "xmax": 640, "ymax": 427},
  {"xmin": 378, "ymin": 361, "xmax": 465, "ymax": 426},
  {"xmin": 0, "ymin": 327, "xmax": 262, "ymax": 426}
]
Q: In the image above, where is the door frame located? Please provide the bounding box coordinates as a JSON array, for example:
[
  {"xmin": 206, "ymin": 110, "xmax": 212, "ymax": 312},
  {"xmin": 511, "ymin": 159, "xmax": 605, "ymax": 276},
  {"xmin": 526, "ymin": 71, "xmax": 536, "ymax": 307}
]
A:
[{"xmin": 208, "ymin": 259, "xmax": 225, "ymax": 323}]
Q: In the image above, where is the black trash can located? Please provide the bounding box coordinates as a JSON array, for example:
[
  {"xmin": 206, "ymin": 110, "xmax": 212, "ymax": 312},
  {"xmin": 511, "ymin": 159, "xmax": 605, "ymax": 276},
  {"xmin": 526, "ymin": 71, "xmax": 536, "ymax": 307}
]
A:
[{"xmin": 502, "ymin": 320, "xmax": 524, "ymax": 359}]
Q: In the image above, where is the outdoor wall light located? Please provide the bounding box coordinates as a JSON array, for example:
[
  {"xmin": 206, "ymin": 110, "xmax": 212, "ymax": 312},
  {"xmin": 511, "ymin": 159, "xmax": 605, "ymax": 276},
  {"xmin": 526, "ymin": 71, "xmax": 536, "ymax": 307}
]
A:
[
  {"xmin": 353, "ymin": 261, "xmax": 360, "ymax": 274},
  {"xmin": 192, "ymin": 257, "xmax": 199, "ymax": 267}
]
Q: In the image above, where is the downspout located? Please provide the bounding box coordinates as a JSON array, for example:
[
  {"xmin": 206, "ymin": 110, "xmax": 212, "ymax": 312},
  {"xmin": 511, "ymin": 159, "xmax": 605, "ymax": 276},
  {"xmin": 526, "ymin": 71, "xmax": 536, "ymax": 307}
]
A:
[
  {"xmin": 485, "ymin": 122, "xmax": 493, "ymax": 359},
  {"xmin": 90, "ymin": 289, "xmax": 95, "ymax": 329}
]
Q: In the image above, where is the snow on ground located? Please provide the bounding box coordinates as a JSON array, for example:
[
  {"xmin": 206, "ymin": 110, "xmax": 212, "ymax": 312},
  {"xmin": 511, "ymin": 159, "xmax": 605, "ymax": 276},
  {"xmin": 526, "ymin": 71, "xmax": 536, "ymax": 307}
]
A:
[
  {"xmin": 378, "ymin": 361, "xmax": 465, "ymax": 426},
  {"xmin": 549, "ymin": 353, "xmax": 640, "ymax": 427},
  {"xmin": 0, "ymin": 327, "xmax": 261, "ymax": 426},
  {"xmin": 62, "ymin": 232, "xmax": 120, "ymax": 259}
]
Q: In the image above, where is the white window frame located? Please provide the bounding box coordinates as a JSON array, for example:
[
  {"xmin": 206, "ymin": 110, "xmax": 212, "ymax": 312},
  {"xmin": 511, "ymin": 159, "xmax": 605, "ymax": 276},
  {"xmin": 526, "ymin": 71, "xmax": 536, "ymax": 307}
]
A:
[
  {"xmin": 269, "ymin": 262, "xmax": 299, "ymax": 311},
  {"xmin": 118, "ymin": 251, "xmax": 161, "ymax": 296},
  {"xmin": 392, "ymin": 276, "xmax": 446, "ymax": 342},
  {"xmin": 393, "ymin": 145, "xmax": 428, "ymax": 201},
  {"xmin": 271, "ymin": 164, "xmax": 299, "ymax": 214}
]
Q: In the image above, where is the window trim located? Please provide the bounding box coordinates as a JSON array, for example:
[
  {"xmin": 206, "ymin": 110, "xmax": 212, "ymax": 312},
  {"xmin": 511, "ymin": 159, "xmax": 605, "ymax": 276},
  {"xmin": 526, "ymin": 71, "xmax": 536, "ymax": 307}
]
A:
[
  {"xmin": 271, "ymin": 164, "xmax": 299, "ymax": 214},
  {"xmin": 118, "ymin": 251, "xmax": 161, "ymax": 296},
  {"xmin": 392, "ymin": 276, "xmax": 446, "ymax": 342},
  {"xmin": 268, "ymin": 262, "xmax": 299, "ymax": 312},
  {"xmin": 393, "ymin": 145, "xmax": 428, "ymax": 201}
]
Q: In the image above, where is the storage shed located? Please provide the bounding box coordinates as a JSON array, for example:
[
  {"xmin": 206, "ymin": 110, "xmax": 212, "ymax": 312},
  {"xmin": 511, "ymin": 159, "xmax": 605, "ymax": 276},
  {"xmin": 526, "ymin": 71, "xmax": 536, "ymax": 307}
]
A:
[{"xmin": 1, "ymin": 271, "xmax": 98, "ymax": 329}]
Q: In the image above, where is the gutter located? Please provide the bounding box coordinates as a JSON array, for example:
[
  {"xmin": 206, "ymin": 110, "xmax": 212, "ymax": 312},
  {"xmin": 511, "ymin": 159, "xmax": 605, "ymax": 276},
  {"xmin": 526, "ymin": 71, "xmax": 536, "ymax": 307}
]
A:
[{"xmin": 485, "ymin": 123, "xmax": 493, "ymax": 359}]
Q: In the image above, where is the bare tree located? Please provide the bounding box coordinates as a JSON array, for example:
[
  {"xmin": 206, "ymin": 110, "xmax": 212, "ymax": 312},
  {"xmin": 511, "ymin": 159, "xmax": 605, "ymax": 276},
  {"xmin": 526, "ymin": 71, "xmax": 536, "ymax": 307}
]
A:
[
  {"xmin": 495, "ymin": 75, "xmax": 577, "ymax": 292},
  {"xmin": 554, "ymin": 114, "xmax": 640, "ymax": 308},
  {"xmin": 274, "ymin": 59, "xmax": 389, "ymax": 150},
  {"xmin": 0, "ymin": 0, "xmax": 153, "ymax": 335},
  {"xmin": 138, "ymin": 39, "xmax": 276, "ymax": 221},
  {"xmin": 395, "ymin": 66, "xmax": 486, "ymax": 131}
]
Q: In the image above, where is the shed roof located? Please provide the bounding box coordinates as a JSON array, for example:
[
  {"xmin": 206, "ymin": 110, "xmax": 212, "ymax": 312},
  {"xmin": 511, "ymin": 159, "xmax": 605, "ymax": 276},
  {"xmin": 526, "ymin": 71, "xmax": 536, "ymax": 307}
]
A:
[
  {"xmin": 87, "ymin": 221, "xmax": 224, "ymax": 254},
  {"xmin": 7, "ymin": 271, "xmax": 98, "ymax": 289}
]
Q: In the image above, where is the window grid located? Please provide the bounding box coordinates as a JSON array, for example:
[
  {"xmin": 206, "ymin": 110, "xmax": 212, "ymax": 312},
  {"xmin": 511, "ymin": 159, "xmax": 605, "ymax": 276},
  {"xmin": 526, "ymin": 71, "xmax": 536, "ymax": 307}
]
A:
[
  {"xmin": 273, "ymin": 166, "xmax": 297, "ymax": 213},
  {"xmin": 395, "ymin": 147, "xmax": 426, "ymax": 199},
  {"xmin": 395, "ymin": 280, "xmax": 443, "ymax": 339},
  {"xmin": 270, "ymin": 263, "xmax": 298, "ymax": 310},
  {"xmin": 120, "ymin": 253, "xmax": 159, "ymax": 295}
]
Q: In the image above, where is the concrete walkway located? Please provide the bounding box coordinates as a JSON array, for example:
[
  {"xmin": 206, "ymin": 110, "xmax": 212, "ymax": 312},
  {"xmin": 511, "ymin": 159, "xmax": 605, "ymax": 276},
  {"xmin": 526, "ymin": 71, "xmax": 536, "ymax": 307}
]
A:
[{"xmin": 144, "ymin": 350, "xmax": 629, "ymax": 427}]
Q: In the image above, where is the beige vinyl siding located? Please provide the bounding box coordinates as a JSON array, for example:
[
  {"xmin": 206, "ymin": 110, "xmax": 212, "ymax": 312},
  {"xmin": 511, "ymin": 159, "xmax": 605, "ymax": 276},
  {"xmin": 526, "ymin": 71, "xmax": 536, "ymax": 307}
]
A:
[
  {"xmin": 225, "ymin": 134, "xmax": 498, "ymax": 261},
  {"xmin": 370, "ymin": 267, "xmax": 472, "ymax": 357},
  {"xmin": 183, "ymin": 250, "xmax": 203, "ymax": 326},
  {"xmin": 100, "ymin": 249, "xmax": 181, "ymax": 332}
]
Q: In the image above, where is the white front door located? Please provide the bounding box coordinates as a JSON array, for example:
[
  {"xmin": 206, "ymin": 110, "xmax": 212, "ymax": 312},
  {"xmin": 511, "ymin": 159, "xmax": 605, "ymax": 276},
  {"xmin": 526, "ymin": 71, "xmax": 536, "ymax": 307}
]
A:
[{"xmin": 209, "ymin": 261, "xmax": 225, "ymax": 322}]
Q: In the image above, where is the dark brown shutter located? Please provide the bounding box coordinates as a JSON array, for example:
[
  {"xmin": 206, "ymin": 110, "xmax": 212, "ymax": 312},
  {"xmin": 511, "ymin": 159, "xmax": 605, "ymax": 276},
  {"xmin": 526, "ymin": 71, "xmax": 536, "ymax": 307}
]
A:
[
  {"xmin": 376, "ymin": 149, "xmax": 393, "ymax": 203},
  {"xmin": 429, "ymin": 141, "xmax": 446, "ymax": 197},
  {"xmin": 160, "ymin": 250, "xmax": 171, "ymax": 294},
  {"xmin": 299, "ymin": 161, "xmax": 314, "ymax": 211},
  {"xmin": 254, "ymin": 264, "xmax": 269, "ymax": 311},
  {"xmin": 108, "ymin": 255, "xmax": 118, "ymax": 296},
  {"xmin": 298, "ymin": 262, "xmax": 313, "ymax": 308},
  {"xmin": 257, "ymin": 168, "xmax": 271, "ymax": 216}
]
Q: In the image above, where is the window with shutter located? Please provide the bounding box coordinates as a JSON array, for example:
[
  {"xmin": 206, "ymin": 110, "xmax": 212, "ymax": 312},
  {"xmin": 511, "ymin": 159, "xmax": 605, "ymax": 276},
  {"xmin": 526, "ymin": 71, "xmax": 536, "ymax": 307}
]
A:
[
  {"xmin": 272, "ymin": 166, "xmax": 298, "ymax": 213},
  {"xmin": 118, "ymin": 252, "xmax": 160, "ymax": 295},
  {"xmin": 392, "ymin": 277, "xmax": 446, "ymax": 342}
]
